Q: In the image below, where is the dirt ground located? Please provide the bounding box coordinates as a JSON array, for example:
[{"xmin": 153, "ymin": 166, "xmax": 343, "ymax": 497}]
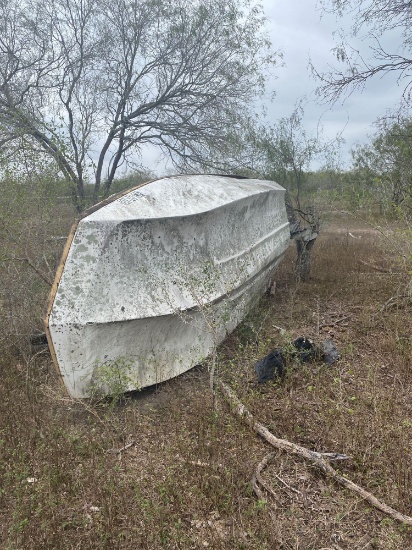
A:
[{"xmin": 1, "ymin": 212, "xmax": 412, "ymax": 549}]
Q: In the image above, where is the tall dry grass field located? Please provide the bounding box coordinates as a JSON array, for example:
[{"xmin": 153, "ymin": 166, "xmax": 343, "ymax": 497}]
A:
[{"xmin": 0, "ymin": 210, "xmax": 411, "ymax": 549}]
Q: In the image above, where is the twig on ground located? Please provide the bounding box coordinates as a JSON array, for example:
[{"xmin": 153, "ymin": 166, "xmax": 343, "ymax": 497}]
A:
[
  {"xmin": 219, "ymin": 380, "xmax": 412, "ymax": 526},
  {"xmin": 118, "ymin": 441, "xmax": 136, "ymax": 453},
  {"xmin": 254, "ymin": 452, "xmax": 282, "ymax": 501},
  {"xmin": 358, "ymin": 260, "xmax": 390, "ymax": 273},
  {"xmin": 274, "ymin": 473, "xmax": 302, "ymax": 496},
  {"xmin": 381, "ymin": 294, "xmax": 411, "ymax": 312},
  {"xmin": 108, "ymin": 441, "xmax": 136, "ymax": 455},
  {"xmin": 251, "ymin": 467, "xmax": 278, "ymax": 523},
  {"xmin": 320, "ymin": 315, "xmax": 351, "ymax": 329},
  {"xmin": 253, "ymin": 452, "xmax": 302, "ymax": 503},
  {"xmin": 176, "ymin": 456, "xmax": 224, "ymax": 469}
]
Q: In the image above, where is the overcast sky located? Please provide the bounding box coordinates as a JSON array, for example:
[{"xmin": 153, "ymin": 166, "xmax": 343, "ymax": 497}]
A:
[
  {"xmin": 262, "ymin": 0, "xmax": 405, "ymax": 165},
  {"xmin": 141, "ymin": 0, "xmax": 406, "ymax": 174}
]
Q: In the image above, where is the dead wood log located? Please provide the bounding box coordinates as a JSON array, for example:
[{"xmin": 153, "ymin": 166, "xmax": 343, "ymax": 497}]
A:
[{"xmin": 218, "ymin": 381, "xmax": 412, "ymax": 526}]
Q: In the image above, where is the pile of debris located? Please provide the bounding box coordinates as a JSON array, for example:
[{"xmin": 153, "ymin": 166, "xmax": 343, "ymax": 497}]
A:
[{"xmin": 255, "ymin": 337, "xmax": 340, "ymax": 384}]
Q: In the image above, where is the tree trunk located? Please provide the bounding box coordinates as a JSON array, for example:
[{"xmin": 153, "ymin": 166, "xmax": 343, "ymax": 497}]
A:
[{"xmin": 295, "ymin": 237, "xmax": 316, "ymax": 282}]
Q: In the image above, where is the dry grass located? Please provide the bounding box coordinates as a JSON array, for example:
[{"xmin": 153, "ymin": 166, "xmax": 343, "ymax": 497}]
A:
[{"xmin": 1, "ymin": 212, "xmax": 412, "ymax": 549}]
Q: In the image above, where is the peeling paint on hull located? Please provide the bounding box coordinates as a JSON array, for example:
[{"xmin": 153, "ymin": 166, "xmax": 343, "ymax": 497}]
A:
[{"xmin": 44, "ymin": 175, "xmax": 290, "ymax": 398}]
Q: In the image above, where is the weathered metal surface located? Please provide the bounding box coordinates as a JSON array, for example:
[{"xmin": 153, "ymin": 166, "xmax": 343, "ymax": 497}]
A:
[{"xmin": 44, "ymin": 175, "xmax": 290, "ymax": 398}]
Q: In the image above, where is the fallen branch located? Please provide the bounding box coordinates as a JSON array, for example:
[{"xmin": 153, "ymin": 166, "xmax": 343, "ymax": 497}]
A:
[
  {"xmin": 251, "ymin": 456, "xmax": 278, "ymax": 523},
  {"xmin": 254, "ymin": 452, "xmax": 281, "ymax": 501},
  {"xmin": 339, "ymin": 210, "xmax": 407, "ymax": 259},
  {"xmin": 219, "ymin": 381, "xmax": 412, "ymax": 526},
  {"xmin": 253, "ymin": 452, "xmax": 302, "ymax": 507}
]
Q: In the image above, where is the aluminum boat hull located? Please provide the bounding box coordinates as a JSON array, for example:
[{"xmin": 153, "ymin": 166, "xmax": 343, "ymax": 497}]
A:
[{"xmin": 44, "ymin": 175, "xmax": 290, "ymax": 398}]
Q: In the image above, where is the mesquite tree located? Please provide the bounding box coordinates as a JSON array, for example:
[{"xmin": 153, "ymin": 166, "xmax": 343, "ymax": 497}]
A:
[
  {"xmin": 256, "ymin": 104, "xmax": 327, "ymax": 281},
  {"xmin": 351, "ymin": 116, "xmax": 412, "ymax": 211},
  {"xmin": 0, "ymin": 0, "xmax": 279, "ymax": 211},
  {"xmin": 316, "ymin": 0, "xmax": 412, "ymax": 103}
]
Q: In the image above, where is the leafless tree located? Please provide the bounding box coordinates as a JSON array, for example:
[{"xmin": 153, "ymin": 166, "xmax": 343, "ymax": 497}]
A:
[
  {"xmin": 0, "ymin": 0, "xmax": 279, "ymax": 211},
  {"xmin": 315, "ymin": 0, "xmax": 412, "ymax": 103}
]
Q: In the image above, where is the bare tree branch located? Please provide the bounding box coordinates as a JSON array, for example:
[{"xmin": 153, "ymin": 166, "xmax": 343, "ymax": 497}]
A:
[
  {"xmin": 220, "ymin": 380, "xmax": 412, "ymax": 527},
  {"xmin": 0, "ymin": 0, "xmax": 280, "ymax": 209},
  {"xmin": 316, "ymin": 1, "xmax": 412, "ymax": 103}
]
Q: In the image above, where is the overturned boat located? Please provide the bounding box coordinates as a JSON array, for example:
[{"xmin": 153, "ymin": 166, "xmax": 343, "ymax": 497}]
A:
[{"xmin": 44, "ymin": 175, "xmax": 290, "ymax": 398}]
